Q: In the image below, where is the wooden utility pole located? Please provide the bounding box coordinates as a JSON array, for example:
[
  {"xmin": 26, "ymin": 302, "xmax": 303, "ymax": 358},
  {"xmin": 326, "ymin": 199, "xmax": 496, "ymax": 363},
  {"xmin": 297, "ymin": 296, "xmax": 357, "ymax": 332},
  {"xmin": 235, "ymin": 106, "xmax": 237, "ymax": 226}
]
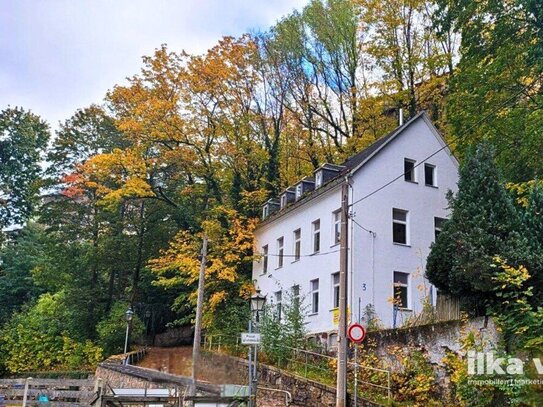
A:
[
  {"xmin": 336, "ymin": 180, "xmax": 349, "ymax": 407},
  {"xmin": 190, "ymin": 235, "xmax": 208, "ymax": 400}
]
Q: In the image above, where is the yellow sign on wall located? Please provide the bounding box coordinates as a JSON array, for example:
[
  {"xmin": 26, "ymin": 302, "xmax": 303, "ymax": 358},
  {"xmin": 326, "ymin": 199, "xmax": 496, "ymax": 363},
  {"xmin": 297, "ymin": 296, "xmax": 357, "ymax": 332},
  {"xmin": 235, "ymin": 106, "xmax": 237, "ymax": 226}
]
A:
[{"xmin": 332, "ymin": 307, "xmax": 351, "ymax": 326}]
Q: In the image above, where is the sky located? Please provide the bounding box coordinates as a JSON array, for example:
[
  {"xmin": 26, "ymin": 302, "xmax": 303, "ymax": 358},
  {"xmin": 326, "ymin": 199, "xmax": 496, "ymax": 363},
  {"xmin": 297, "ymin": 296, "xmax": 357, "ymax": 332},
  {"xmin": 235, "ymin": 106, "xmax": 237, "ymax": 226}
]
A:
[{"xmin": 0, "ymin": 0, "xmax": 307, "ymax": 130}]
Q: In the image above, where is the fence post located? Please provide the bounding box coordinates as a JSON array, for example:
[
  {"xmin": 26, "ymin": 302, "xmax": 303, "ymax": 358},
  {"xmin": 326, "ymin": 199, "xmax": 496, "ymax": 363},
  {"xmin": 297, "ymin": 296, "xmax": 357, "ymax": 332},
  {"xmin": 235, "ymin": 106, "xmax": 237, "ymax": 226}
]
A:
[
  {"xmin": 387, "ymin": 370, "xmax": 391, "ymax": 403},
  {"xmin": 218, "ymin": 335, "xmax": 222, "ymax": 352},
  {"xmin": 304, "ymin": 352, "xmax": 308, "ymax": 377},
  {"xmin": 22, "ymin": 377, "xmax": 32, "ymax": 407}
]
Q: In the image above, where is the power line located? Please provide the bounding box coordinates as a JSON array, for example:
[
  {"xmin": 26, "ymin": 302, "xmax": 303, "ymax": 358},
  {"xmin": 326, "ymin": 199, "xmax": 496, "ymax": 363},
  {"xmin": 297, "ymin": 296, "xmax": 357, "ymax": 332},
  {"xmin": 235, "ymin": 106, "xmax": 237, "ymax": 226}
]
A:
[
  {"xmin": 258, "ymin": 248, "xmax": 341, "ymax": 258},
  {"xmin": 349, "ymin": 76, "xmax": 543, "ymax": 208}
]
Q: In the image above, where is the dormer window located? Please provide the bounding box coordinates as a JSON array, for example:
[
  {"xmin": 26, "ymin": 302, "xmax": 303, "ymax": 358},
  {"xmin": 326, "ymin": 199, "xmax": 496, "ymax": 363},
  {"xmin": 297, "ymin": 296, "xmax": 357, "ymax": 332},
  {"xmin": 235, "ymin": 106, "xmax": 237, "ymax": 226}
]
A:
[
  {"xmin": 315, "ymin": 171, "xmax": 323, "ymax": 188},
  {"xmin": 296, "ymin": 184, "xmax": 303, "ymax": 200},
  {"xmin": 281, "ymin": 194, "xmax": 288, "ymax": 209},
  {"xmin": 262, "ymin": 205, "xmax": 269, "ymax": 219}
]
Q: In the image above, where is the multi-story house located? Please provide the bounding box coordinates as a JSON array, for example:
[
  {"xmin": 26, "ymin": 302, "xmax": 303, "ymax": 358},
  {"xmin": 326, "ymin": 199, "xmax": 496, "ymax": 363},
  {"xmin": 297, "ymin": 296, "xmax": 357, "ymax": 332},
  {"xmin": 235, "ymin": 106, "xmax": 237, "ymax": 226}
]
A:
[{"xmin": 252, "ymin": 112, "xmax": 459, "ymax": 341}]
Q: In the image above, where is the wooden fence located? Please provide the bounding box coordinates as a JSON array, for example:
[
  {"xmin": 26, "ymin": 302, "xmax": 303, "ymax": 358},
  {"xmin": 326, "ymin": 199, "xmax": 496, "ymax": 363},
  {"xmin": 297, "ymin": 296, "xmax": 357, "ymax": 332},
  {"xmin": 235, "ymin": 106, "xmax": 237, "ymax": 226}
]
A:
[{"xmin": 435, "ymin": 294, "xmax": 461, "ymax": 322}]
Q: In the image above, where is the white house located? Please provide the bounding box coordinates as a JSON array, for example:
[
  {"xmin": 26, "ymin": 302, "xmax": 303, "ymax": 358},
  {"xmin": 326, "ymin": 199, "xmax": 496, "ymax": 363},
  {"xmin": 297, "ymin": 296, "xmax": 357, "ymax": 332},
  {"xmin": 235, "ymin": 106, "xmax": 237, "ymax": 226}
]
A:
[{"xmin": 252, "ymin": 112, "xmax": 459, "ymax": 340}]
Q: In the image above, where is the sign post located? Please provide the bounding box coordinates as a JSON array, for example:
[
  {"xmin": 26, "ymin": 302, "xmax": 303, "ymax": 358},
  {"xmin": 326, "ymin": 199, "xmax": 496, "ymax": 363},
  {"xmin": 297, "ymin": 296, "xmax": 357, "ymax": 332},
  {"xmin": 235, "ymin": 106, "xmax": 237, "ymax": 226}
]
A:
[{"xmin": 348, "ymin": 323, "xmax": 366, "ymax": 407}]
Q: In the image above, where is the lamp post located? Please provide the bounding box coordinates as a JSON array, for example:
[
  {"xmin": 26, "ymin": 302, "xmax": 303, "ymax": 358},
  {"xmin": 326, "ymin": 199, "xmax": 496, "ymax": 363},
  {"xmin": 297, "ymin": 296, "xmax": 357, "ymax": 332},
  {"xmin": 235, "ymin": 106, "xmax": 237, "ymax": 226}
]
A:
[
  {"xmin": 124, "ymin": 307, "xmax": 134, "ymax": 361},
  {"xmin": 248, "ymin": 290, "xmax": 266, "ymax": 407}
]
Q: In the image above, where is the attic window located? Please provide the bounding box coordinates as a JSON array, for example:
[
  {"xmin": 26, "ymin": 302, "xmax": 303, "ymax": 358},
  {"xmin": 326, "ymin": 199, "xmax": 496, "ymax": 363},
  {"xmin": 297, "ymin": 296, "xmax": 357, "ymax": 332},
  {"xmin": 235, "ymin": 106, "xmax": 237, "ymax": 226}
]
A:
[
  {"xmin": 280, "ymin": 194, "xmax": 287, "ymax": 209},
  {"xmin": 262, "ymin": 205, "xmax": 269, "ymax": 219},
  {"xmin": 296, "ymin": 184, "xmax": 303, "ymax": 199},
  {"xmin": 404, "ymin": 159, "xmax": 416, "ymax": 182},
  {"xmin": 424, "ymin": 163, "xmax": 436, "ymax": 186},
  {"xmin": 315, "ymin": 171, "xmax": 323, "ymax": 188}
]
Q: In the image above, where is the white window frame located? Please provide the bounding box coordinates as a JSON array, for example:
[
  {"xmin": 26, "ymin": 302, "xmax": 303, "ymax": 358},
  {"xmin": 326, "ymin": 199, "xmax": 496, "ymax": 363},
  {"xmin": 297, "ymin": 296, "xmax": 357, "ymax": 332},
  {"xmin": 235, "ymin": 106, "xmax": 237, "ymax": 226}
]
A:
[
  {"xmin": 393, "ymin": 271, "xmax": 410, "ymax": 310},
  {"xmin": 404, "ymin": 158, "xmax": 417, "ymax": 183},
  {"xmin": 277, "ymin": 237, "xmax": 284, "ymax": 268},
  {"xmin": 296, "ymin": 184, "xmax": 303, "ymax": 200},
  {"xmin": 434, "ymin": 217, "xmax": 446, "ymax": 240},
  {"xmin": 332, "ymin": 272, "xmax": 340, "ymax": 309},
  {"xmin": 310, "ymin": 279, "xmax": 319, "ymax": 314},
  {"xmin": 332, "ymin": 209, "xmax": 341, "ymax": 245},
  {"xmin": 312, "ymin": 219, "xmax": 321, "ymax": 253},
  {"xmin": 293, "ymin": 229, "xmax": 301, "ymax": 261},
  {"xmin": 262, "ymin": 205, "xmax": 269, "ymax": 219},
  {"xmin": 315, "ymin": 171, "xmax": 322, "ymax": 188},
  {"xmin": 275, "ymin": 290, "xmax": 282, "ymax": 320},
  {"xmin": 262, "ymin": 245, "xmax": 268, "ymax": 274},
  {"xmin": 392, "ymin": 208, "xmax": 409, "ymax": 245},
  {"xmin": 280, "ymin": 194, "xmax": 287, "ymax": 209},
  {"xmin": 424, "ymin": 163, "xmax": 437, "ymax": 187}
]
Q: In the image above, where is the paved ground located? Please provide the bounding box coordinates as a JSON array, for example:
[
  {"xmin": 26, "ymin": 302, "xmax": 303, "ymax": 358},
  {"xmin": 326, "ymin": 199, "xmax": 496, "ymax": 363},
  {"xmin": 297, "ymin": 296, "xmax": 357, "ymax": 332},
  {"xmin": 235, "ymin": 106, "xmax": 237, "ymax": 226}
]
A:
[{"xmin": 136, "ymin": 346, "xmax": 193, "ymax": 376}]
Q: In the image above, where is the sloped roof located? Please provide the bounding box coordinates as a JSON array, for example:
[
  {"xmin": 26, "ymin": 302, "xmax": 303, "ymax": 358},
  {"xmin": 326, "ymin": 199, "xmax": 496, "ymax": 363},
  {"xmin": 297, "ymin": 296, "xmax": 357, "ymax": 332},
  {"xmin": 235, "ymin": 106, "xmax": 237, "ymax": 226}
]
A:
[{"xmin": 258, "ymin": 112, "xmax": 430, "ymax": 228}]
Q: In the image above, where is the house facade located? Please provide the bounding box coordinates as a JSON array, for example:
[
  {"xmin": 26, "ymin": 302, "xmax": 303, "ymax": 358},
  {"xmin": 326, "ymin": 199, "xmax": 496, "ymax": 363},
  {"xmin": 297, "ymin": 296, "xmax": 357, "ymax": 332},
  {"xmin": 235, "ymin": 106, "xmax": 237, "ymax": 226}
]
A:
[{"xmin": 252, "ymin": 112, "xmax": 459, "ymax": 339}]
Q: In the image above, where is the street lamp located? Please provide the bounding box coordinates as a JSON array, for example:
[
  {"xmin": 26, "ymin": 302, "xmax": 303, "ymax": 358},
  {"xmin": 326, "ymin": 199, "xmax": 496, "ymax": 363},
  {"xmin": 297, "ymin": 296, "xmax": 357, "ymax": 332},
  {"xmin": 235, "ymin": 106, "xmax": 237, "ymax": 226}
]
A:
[
  {"xmin": 124, "ymin": 307, "xmax": 134, "ymax": 359},
  {"xmin": 248, "ymin": 290, "xmax": 266, "ymax": 407}
]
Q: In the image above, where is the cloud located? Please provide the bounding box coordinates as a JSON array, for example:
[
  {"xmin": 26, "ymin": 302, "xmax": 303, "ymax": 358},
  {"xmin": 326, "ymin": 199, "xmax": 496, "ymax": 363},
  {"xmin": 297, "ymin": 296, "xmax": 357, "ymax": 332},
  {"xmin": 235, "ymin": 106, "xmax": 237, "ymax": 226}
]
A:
[{"xmin": 0, "ymin": 0, "xmax": 306, "ymax": 129}]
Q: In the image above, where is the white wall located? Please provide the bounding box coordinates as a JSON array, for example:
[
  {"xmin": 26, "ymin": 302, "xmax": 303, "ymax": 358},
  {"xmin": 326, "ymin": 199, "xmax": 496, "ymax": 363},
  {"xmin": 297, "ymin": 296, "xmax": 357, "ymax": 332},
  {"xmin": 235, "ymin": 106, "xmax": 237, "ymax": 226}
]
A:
[{"xmin": 253, "ymin": 116, "xmax": 459, "ymax": 334}]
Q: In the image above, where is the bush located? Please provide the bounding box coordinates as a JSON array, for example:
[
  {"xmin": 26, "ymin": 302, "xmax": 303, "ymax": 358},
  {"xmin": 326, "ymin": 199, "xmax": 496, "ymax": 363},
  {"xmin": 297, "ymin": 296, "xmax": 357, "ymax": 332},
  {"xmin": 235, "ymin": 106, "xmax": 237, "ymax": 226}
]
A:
[
  {"xmin": 96, "ymin": 302, "xmax": 145, "ymax": 356},
  {"xmin": 0, "ymin": 293, "xmax": 102, "ymax": 373}
]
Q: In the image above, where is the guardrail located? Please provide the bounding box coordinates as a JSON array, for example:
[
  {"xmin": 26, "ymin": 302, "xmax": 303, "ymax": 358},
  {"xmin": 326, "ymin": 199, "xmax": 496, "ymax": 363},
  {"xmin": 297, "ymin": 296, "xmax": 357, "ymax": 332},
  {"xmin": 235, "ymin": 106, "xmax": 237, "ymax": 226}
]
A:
[
  {"xmin": 203, "ymin": 334, "xmax": 391, "ymax": 405},
  {"xmin": 0, "ymin": 377, "xmax": 96, "ymax": 407}
]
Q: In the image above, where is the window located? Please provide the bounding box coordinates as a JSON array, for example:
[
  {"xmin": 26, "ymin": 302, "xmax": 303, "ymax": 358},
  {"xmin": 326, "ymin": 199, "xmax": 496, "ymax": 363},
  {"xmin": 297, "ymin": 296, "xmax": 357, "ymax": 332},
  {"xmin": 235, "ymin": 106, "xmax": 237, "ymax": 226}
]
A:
[
  {"xmin": 293, "ymin": 229, "xmax": 301, "ymax": 261},
  {"xmin": 392, "ymin": 208, "xmax": 408, "ymax": 244},
  {"xmin": 280, "ymin": 194, "xmax": 287, "ymax": 209},
  {"xmin": 292, "ymin": 284, "xmax": 300, "ymax": 307},
  {"xmin": 296, "ymin": 184, "xmax": 303, "ymax": 199},
  {"xmin": 262, "ymin": 205, "xmax": 269, "ymax": 219},
  {"xmin": 277, "ymin": 237, "xmax": 284, "ymax": 268},
  {"xmin": 315, "ymin": 171, "xmax": 322, "ymax": 188},
  {"xmin": 333, "ymin": 209, "xmax": 341, "ymax": 245},
  {"xmin": 404, "ymin": 158, "xmax": 416, "ymax": 182},
  {"xmin": 310, "ymin": 279, "xmax": 319, "ymax": 314},
  {"xmin": 332, "ymin": 272, "xmax": 340, "ymax": 309},
  {"xmin": 393, "ymin": 272, "xmax": 409, "ymax": 309},
  {"xmin": 275, "ymin": 290, "xmax": 282, "ymax": 320},
  {"xmin": 312, "ymin": 219, "xmax": 321, "ymax": 253},
  {"xmin": 262, "ymin": 245, "xmax": 268, "ymax": 274},
  {"xmin": 424, "ymin": 163, "xmax": 436, "ymax": 186},
  {"xmin": 434, "ymin": 217, "xmax": 446, "ymax": 240}
]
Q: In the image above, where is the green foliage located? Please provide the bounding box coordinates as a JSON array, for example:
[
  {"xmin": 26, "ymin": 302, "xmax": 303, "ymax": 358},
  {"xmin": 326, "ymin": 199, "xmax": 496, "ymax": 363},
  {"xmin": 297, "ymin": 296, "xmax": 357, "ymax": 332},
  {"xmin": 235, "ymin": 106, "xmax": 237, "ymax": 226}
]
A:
[
  {"xmin": 0, "ymin": 223, "xmax": 47, "ymax": 325},
  {"xmin": 96, "ymin": 301, "xmax": 145, "ymax": 356},
  {"xmin": 426, "ymin": 144, "xmax": 527, "ymax": 311},
  {"xmin": 0, "ymin": 107, "xmax": 50, "ymax": 228},
  {"xmin": 0, "ymin": 293, "xmax": 102, "ymax": 373},
  {"xmin": 259, "ymin": 290, "xmax": 308, "ymax": 365},
  {"xmin": 436, "ymin": 0, "xmax": 543, "ymax": 182}
]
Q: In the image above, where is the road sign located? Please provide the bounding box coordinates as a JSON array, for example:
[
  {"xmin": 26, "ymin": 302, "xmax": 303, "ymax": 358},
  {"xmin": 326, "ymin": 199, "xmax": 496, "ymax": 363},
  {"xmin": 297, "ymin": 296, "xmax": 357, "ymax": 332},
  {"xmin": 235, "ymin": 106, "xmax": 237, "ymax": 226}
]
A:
[
  {"xmin": 241, "ymin": 333, "xmax": 261, "ymax": 345},
  {"xmin": 347, "ymin": 323, "xmax": 366, "ymax": 343}
]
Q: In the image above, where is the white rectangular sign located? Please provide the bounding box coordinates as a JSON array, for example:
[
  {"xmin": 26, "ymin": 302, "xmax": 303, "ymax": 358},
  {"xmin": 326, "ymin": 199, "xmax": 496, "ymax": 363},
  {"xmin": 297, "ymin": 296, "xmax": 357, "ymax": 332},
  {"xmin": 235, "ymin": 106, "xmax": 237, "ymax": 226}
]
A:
[{"xmin": 241, "ymin": 333, "xmax": 261, "ymax": 345}]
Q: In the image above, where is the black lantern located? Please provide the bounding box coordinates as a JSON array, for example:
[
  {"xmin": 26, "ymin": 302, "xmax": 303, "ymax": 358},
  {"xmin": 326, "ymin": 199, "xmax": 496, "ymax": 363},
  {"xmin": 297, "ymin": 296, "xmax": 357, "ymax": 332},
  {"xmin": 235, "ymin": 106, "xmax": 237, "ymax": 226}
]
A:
[{"xmin": 250, "ymin": 290, "xmax": 266, "ymax": 314}]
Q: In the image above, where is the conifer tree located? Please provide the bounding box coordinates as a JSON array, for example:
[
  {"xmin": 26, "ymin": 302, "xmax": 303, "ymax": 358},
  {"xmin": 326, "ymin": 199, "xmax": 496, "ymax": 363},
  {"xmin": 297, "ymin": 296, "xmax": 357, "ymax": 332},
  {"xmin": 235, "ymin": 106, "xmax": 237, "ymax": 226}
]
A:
[{"xmin": 426, "ymin": 144, "xmax": 527, "ymax": 311}]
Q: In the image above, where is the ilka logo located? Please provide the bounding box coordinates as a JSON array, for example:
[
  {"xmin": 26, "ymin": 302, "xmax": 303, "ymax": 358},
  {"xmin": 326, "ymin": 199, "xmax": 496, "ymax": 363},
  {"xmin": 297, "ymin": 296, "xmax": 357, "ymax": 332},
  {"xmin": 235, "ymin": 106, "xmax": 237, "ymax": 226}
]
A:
[{"xmin": 468, "ymin": 351, "xmax": 543, "ymax": 375}]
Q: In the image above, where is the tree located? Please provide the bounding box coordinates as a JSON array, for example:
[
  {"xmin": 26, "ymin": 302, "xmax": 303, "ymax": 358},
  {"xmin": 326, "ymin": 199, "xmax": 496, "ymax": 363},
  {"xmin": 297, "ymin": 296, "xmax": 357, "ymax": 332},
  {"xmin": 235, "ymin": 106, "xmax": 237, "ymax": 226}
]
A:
[
  {"xmin": 426, "ymin": 144, "xmax": 527, "ymax": 312},
  {"xmin": 435, "ymin": 0, "xmax": 543, "ymax": 181},
  {"xmin": 0, "ymin": 223, "xmax": 47, "ymax": 325},
  {"xmin": 0, "ymin": 107, "xmax": 50, "ymax": 228}
]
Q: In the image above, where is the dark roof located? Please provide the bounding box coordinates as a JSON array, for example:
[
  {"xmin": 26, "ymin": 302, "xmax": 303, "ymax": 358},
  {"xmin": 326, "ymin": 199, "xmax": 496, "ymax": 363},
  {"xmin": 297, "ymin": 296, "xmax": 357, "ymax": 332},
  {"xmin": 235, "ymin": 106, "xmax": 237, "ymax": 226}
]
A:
[
  {"xmin": 257, "ymin": 112, "xmax": 427, "ymax": 228},
  {"xmin": 340, "ymin": 111, "xmax": 425, "ymax": 171}
]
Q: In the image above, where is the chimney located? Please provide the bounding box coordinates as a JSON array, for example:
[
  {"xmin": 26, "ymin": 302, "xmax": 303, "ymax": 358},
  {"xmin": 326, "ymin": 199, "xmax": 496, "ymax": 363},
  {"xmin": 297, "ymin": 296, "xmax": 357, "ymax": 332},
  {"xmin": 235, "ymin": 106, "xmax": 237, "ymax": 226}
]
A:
[{"xmin": 399, "ymin": 108, "xmax": 404, "ymax": 126}]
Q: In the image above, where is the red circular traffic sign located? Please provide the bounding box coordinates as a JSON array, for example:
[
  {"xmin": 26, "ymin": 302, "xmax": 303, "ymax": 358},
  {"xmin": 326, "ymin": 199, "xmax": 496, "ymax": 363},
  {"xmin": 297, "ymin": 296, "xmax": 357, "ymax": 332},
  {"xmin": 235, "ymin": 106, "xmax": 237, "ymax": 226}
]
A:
[{"xmin": 348, "ymin": 323, "xmax": 366, "ymax": 343}]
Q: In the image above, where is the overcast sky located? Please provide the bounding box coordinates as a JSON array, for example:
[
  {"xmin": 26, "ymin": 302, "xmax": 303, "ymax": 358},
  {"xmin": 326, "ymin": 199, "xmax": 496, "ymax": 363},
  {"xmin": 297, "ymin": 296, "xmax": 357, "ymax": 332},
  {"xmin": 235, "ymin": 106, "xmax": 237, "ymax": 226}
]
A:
[{"xmin": 0, "ymin": 0, "xmax": 306, "ymax": 130}]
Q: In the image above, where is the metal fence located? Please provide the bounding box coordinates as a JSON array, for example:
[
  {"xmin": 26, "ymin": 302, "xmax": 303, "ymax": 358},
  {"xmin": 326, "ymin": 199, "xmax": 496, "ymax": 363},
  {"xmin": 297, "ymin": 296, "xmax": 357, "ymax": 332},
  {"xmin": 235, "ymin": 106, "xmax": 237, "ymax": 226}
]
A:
[{"xmin": 203, "ymin": 335, "xmax": 391, "ymax": 405}]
